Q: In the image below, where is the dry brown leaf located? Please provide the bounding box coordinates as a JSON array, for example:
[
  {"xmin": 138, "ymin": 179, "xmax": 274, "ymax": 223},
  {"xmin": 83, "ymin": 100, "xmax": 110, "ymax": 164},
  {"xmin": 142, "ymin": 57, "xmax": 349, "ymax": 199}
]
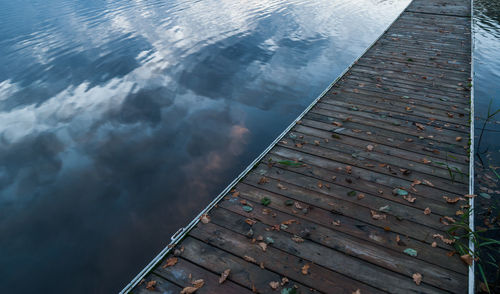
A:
[
  {"xmin": 219, "ymin": 269, "xmax": 231, "ymax": 284},
  {"xmin": 460, "ymin": 254, "xmax": 473, "ymax": 266},
  {"xmin": 431, "ymin": 242, "xmax": 437, "ymax": 247},
  {"xmin": 269, "ymin": 281, "xmax": 280, "ymax": 290},
  {"xmin": 332, "ymin": 220, "xmax": 341, "ymax": 226},
  {"xmin": 352, "ymin": 289, "xmax": 361, "ymax": 294},
  {"xmin": 443, "ymin": 216, "xmax": 456, "ymax": 223},
  {"xmin": 412, "ymin": 273, "xmax": 422, "ymax": 285},
  {"xmin": 403, "ymin": 195, "xmax": 416, "ymax": 203},
  {"xmin": 433, "ymin": 234, "xmax": 455, "ymax": 244},
  {"xmin": 411, "ymin": 179, "xmax": 422, "ymax": 186},
  {"xmin": 245, "ymin": 218, "xmax": 257, "ymax": 226},
  {"xmin": 314, "ymin": 140, "xmax": 320, "ymax": 146},
  {"xmin": 464, "ymin": 194, "xmax": 476, "ymax": 198},
  {"xmin": 352, "ymin": 129, "xmax": 362, "ymax": 133},
  {"xmin": 277, "ymin": 183, "xmax": 287, "ymax": 190},
  {"xmin": 258, "ymin": 242, "xmax": 267, "ymax": 252},
  {"xmin": 192, "ymin": 279, "xmax": 204, "ymax": 288},
  {"xmin": 232, "ymin": 191, "xmax": 240, "ymax": 197},
  {"xmin": 146, "ymin": 280, "xmax": 157, "ymax": 290},
  {"xmin": 162, "ymin": 257, "xmax": 178, "ymax": 268},
  {"xmin": 244, "ymin": 255, "xmax": 257, "ymax": 263},
  {"xmin": 317, "ymin": 181, "xmax": 323, "ymax": 188},
  {"xmin": 181, "ymin": 280, "xmax": 205, "ymax": 294},
  {"xmin": 456, "ymin": 136, "xmax": 462, "ymax": 142},
  {"xmin": 281, "ymin": 277, "xmax": 289, "ymax": 286},
  {"xmin": 357, "ymin": 193, "xmax": 365, "ymax": 200},
  {"xmin": 370, "ymin": 210, "xmax": 387, "ymax": 220},
  {"xmin": 421, "ymin": 158, "xmax": 431, "ymax": 164},
  {"xmin": 366, "ymin": 145, "xmax": 374, "ymax": 151},
  {"xmin": 415, "ymin": 123, "xmax": 426, "ymax": 130},
  {"xmin": 282, "ymin": 219, "xmax": 298, "ymax": 225},
  {"xmin": 259, "ymin": 177, "xmax": 269, "ymax": 184},
  {"xmin": 200, "ymin": 214, "xmax": 210, "ymax": 224},
  {"xmin": 345, "ymin": 165, "xmax": 352, "ymax": 174},
  {"xmin": 422, "ymin": 179, "xmax": 434, "ymax": 187},
  {"xmin": 181, "ymin": 286, "xmax": 199, "ymax": 294},
  {"xmin": 301, "ymin": 264, "xmax": 310, "ymax": 275},
  {"xmin": 424, "ymin": 207, "xmax": 431, "ymax": 215},
  {"xmin": 332, "ymin": 121, "xmax": 343, "ymax": 127},
  {"xmin": 443, "ymin": 196, "xmax": 465, "ymax": 204},
  {"xmin": 291, "ymin": 235, "xmax": 305, "ymax": 243}
]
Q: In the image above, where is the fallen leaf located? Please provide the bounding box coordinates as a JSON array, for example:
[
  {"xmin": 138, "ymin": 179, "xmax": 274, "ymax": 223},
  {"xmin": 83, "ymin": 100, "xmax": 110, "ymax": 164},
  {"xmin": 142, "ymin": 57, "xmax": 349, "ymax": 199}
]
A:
[
  {"xmin": 192, "ymin": 279, "xmax": 204, "ymax": 288},
  {"xmin": 258, "ymin": 242, "xmax": 267, "ymax": 252},
  {"xmin": 421, "ymin": 158, "xmax": 431, "ymax": 164},
  {"xmin": 244, "ymin": 255, "xmax": 257, "ymax": 263},
  {"xmin": 162, "ymin": 257, "xmax": 178, "ymax": 268},
  {"xmin": 412, "ymin": 273, "xmax": 422, "ymax": 285},
  {"xmin": 259, "ymin": 177, "xmax": 269, "ymax": 184},
  {"xmin": 456, "ymin": 136, "xmax": 462, "ymax": 142},
  {"xmin": 422, "ymin": 179, "xmax": 434, "ymax": 187},
  {"xmin": 424, "ymin": 207, "xmax": 431, "ymax": 215},
  {"xmin": 200, "ymin": 214, "xmax": 211, "ymax": 224},
  {"xmin": 277, "ymin": 183, "xmax": 287, "ymax": 190},
  {"xmin": 357, "ymin": 193, "xmax": 365, "ymax": 200},
  {"xmin": 269, "ymin": 281, "xmax": 280, "ymax": 290},
  {"xmin": 317, "ymin": 181, "xmax": 323, "ymax": 188},
  {"xmin": 352, "ymin": 290, "xmax": 361, "ymax": 294},
  {"xmin": 282, "ymin": 219, "xmax": 298, "ymax": 225},
  {"xmin": 219, "ymin": 269, "xmax": 231, "ymax": 284},
  {"xmin": 431, "ymin": 242, "xmax": 437, "ymax": 247},
  {"xmin": 146, "ymin": 280, "xmax": 157, "ymax": 290},
  {"xmin": 314, "ymin": 140, "xmax": 320, "ymax": 146},
  {"xmin": 443, "ymin": 196, "xmax": 465, "ymax": 204},
  {"xmin": 464, "ymin": 194, "xmax": 476, "ymax": 198},
  {"xmin": 261, "ymin": 197, "xmax": 271, "ymax": 206},
  {"xmin": 345, "ymin": 165, "xmax": 352, "ymax": 174},
  {"xmin": 460, "ymin": 254, "xmax": 473, "ymax": 266},
  {"xmin": 403, "ymin": 195, "xmax": 416, "ymax": 203},
  {"xmin": 370, "ymin": 210, "xmax": 387, "ymax": 220},
  {"xmin": 411, "ymin": 179, "xmax": 422, "ymax": 186},
  {"xmin": 332, "ymin": 220, "xmax": 341, "ymax": 226},
  {"xmin": 415, "ymin": 123, "xmax": 426, "ymax": 130},
  {"xmin": 245, "ymin": 219, "xmax": 257, "ymax": 225},
  {"xmin": 332, "ymin": 121, "xmax": 343, "ymax": 127},
  {"xmin": 301, "ymin": 264, "xmax": 310, "ymax": 275},
  {"xmin": 433, "ymin": 234, "xmax": 455, "ymax": 244},
  {"xmin": 281, "ymin": 277, "xmax": 289, "ymax": 286},
  {"xmin": 232, "ymin": 191, "xmax": 240, "ymax": 197},
  {"xmin": 366, "ymin": 145, "xmax": 374, "ymax": 151},
  {"xmin": 404, "ymin": 248, "xmax": 418, "ymax": 257},
  {"xmin": 291, "ymin": 235, "xmax": 305, "ymax": 243}
]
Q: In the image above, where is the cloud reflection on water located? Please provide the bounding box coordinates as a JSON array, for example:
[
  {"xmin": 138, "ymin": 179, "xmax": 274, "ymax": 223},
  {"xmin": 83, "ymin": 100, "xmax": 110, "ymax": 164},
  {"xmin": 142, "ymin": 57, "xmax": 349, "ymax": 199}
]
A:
[{"xmin": 0, "ymin": 0, "xmax": 410, "ymax": 292}]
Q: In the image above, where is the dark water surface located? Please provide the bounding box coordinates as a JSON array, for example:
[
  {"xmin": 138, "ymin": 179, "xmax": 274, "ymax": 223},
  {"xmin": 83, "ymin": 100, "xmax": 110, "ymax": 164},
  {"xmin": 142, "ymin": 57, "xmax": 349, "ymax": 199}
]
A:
[
  {"xmin": 0, "ymin": 0, "xmax": 410, "ymax": 292},
  {"xmin": 473, "ymin": 0, "xmax": 500, "ymax": 288}
]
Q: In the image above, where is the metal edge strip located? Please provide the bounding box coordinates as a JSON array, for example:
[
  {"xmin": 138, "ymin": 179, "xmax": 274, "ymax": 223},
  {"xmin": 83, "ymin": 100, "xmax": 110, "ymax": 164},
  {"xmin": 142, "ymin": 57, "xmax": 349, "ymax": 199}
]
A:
[
  {"xmin": 468, "ymin": 0, "xmax": 476, "ymax": 292},
  {"xmin": 119, "ymin": 1, "xmax": 416, "ymax": 293}
]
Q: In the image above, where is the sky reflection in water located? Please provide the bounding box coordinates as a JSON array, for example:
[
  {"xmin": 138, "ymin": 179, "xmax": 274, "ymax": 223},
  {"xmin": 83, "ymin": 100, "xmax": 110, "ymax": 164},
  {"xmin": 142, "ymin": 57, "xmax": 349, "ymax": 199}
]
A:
[{"xmin": 0, "ymin": 0, "xmax": 410, "ymax": 292}]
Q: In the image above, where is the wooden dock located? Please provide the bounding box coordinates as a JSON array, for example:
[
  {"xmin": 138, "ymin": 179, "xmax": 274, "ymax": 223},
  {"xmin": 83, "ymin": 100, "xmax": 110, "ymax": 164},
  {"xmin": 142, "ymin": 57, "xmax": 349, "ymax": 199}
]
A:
[{"xmin": 128, "ymin": 0, "xmax": 472, "ymax": 293}]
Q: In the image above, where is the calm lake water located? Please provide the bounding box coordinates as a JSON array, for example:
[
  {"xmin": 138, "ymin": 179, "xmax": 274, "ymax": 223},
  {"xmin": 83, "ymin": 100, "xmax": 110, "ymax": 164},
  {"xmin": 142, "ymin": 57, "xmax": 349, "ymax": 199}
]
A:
[
  {"xmin": 0, "ymin": 0, "xmax": 411, "ymax": 292},
  {"xmin": 473, "ymin": 0, "xmax": 500, "ymax": 288}
]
